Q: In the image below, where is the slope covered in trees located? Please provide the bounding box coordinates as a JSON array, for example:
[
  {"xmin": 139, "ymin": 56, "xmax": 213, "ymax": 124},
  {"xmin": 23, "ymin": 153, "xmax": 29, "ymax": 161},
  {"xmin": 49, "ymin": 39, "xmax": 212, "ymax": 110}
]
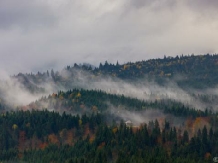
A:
[
  {"xmin": 93, "ymin": 54, "xmax": 218, "ymax": 88},
  {"xmin": 1, "ymin": 54, "xmax": 218, "ymax": 162},
  {"xmin": 23, "ymin": 89, "xmax": 211, "ymax": 118},
  {"xmin": 0, "ymin": 109, "xmax": 217, "ymax": 163},
  {"xmin": 12, "ymin": 54, "xmax": 218, "ymax": 91}
]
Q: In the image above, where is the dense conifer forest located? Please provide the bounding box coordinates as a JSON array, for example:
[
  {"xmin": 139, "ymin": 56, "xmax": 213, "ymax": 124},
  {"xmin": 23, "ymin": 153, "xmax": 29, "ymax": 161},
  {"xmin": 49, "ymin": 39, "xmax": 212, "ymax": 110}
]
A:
[
  {"xmin": 0, "ymin": 109, "xmax": 218, "ymax": 162},
  {"xmin": 1, "ymin": 54, "xmax": 218, "ymax": 162}
]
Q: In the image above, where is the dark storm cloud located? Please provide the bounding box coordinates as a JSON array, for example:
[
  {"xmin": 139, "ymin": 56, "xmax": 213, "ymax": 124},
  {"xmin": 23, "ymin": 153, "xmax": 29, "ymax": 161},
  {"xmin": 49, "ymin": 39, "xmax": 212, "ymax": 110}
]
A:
[{"xmin": 0, "ymin": 0, "xmax": 217, "ymax": 74}]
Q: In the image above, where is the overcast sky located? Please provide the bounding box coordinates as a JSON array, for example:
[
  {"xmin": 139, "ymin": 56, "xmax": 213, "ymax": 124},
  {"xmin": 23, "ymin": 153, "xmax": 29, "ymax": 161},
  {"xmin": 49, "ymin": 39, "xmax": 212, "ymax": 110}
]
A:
[{"xmin": 0, "ymin": 0, "xmax": 218, "ymax": 74}]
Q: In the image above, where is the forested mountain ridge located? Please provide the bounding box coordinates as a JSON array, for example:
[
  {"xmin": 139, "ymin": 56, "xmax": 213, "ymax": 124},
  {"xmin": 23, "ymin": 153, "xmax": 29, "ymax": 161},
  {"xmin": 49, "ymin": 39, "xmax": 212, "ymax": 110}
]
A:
[
  {"xmin": 3, "ymin": 54, "xmax": 218, "ymax": 111},
  {"xmin": 1, "ymin": 54, "xmax": 218, "ymax": 162},
  {"xmin": 23, "ymin": 89, "xmax": 211, "ymax": 118},
  {"xmin": 12, "ymin": 54, "xmax": 218, "ymax": 90},
  {"xmin": 97, "ymin": 54, "xmax": 218, "ymax": 78},
  {"xmin": 93, "ymin": 54, "xmax": 218, "ymax": 88}
]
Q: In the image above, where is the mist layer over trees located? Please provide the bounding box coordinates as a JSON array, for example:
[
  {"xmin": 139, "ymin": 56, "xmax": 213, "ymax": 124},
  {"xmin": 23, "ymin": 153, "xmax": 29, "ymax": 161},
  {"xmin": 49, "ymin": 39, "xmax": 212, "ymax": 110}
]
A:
[{"xmin": 0, "ymin": 54, "xmax": 218, "ymax": 162}]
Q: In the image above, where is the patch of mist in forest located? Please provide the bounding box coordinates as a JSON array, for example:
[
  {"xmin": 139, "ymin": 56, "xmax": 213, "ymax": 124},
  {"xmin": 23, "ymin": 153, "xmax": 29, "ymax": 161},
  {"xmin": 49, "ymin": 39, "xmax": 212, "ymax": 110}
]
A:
[
  {"xmin": 1, "ymin": 68, "xmax": 218, "ymax": 112},
  {"xmin": 0, "ymin": 71, "xmax": 57, "ymax": 108},
  {"xmin": 105, "ymin": 105, "xmax": 186, "ymax": 128},
  {"xmin": 0, "ymin": 79, "xmax": 35, "ymax": 107},
  {"xmin": 63, "ymin": 70, "xmax": 211, "ymax": 111}
]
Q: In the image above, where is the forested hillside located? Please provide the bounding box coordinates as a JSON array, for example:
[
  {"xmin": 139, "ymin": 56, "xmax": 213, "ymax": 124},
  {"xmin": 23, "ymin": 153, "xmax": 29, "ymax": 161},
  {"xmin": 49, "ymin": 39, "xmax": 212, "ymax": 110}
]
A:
[
  {"xmin": 0, "ymin": 109, "xmax": 218, "ymax": 163},
  {"xmin": 1, "ymin": 54, "xmax": 218, "ymax": 162},
  {"xmin": 0, "ymin": 88, "xmax": 218, "ymax": 162},
  {"xmin": 9, "ymin": 54, "xmax": 218, "ymax": 92},
  {"xmin": 94, "ymin": 54, "xmax": 218, "ymax": 88},
  {"xmin": 12, "ymin": 54, "xmax": 218, "ymax": 91},
  {"xmin": 24, "ymin": 89, "xmax": 211, "ymax": 118}
]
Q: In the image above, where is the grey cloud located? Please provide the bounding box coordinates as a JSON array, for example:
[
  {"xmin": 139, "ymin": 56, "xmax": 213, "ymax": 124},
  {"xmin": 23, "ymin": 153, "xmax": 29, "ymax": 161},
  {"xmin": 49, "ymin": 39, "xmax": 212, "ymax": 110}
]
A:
[
  {"xmin": 187, "ymin": 0, "xmax": 218, "ymax": 9},
  {"xmin": 130, "ymin": 0, "xmax": 154, "ymax": 8},
  {"xmin": 130, "ymin": 0, "xmax": 218, "ymax": 12},
  {"xmin": 0, "ymin": 0, "xmax": 57, "ymax": 29},
  {"xmin": 0, "ymin": 0, "xmax": 218, "ymax": 75},
  {"xmin": 129, "ymin": 0, "xmax": 177, "ymax": 9},
  {"xmin": 185, "ymin": 0, "xmax": 218, "ymax": 20}
]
